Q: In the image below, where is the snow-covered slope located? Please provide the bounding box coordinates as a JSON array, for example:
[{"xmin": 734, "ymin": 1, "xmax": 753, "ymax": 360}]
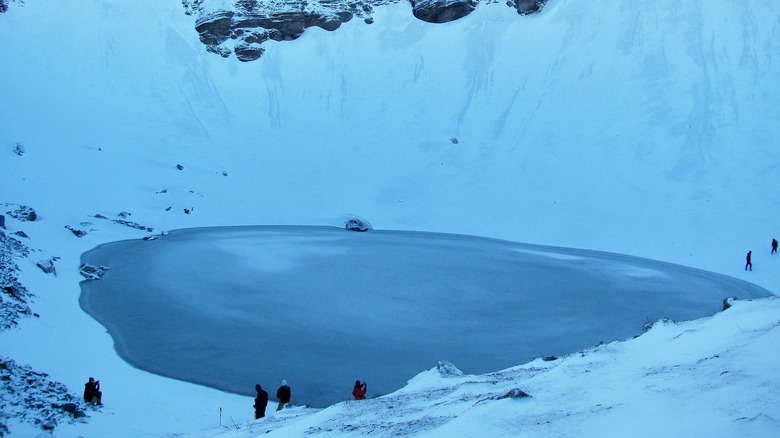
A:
[
  {"xmin": 1, "ymin": 0, "xmax": 779, "ymax": 436},
  {"xmin": 196, "ymin": 297, "xmax": 780, "ymax": 438}
]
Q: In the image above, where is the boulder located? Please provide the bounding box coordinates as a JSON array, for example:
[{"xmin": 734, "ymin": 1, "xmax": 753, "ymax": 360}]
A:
[
  {"xmin": 36, "ymin": 259, "xmax": 56, "ymax": 275},
  {"xmin": 345, "ymin": 218, "xmax": 372, "ymax": 231},
  {"xmin": 65, "ymin": 226, "xmax": 87, "ymax": 238},
  {"xmin": 513, "ymin": 0, "xmax": 547, "ymax": 15},
  {"xmin": 6, "ymin": 205, "xmax": 36, "ymax": 222},
  {"xmin": 79, "ymin": 264, "xmax": 109, "ymax": 280},
  {"xmin": 435, "ymin": 360, "xmax": 463, "ymax": 377}
]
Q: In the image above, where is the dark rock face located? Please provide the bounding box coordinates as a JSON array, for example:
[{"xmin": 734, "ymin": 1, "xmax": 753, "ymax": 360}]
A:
[
  {"xmin": 186, "ymin": 0, "xmax": 547, "ymax": 61},
  {"xmin": 0, "ymin": 0, "xmax": 8, "ymax": 14},
  {"xmin": 411, "ymin": 0, "xmax": 476, "ymax": 24}
]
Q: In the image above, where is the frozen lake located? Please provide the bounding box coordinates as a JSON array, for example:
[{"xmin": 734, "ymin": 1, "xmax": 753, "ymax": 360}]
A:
[{"xmin": 79, "ymin": 226, "xmax": 772, "ymax": 407}]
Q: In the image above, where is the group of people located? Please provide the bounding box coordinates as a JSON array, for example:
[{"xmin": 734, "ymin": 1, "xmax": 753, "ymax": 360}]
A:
[
  {"xmin": 253, "ymin": 380, "xmax": 292, "ymax": 419},
  {"xmin": 253, "ymin": 379, "xmax": 368, "ymax": 420},
  {"xmin": 745, "ymin": 238, "xmax": 778, "ymax": 271}
]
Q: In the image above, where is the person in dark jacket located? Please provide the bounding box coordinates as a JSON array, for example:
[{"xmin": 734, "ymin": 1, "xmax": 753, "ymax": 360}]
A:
[
  {"xmin": 276, "ymin": 380, "xmax": 291, "ymax": 411},
  {"xmin": 352, "ymin": 380, "xmax": 367, "ymax": 400},
  {"xmin": 772, "ymin": 238, "xmax": 778, "ymax": 254},
  {"xmin": 83, "ymin": 377, "xmax": 103, "ymax": 405},
  {"xmin": 745, "ymin": 250, "xmax": 752, "ymax": 271},
  {"xmin": 254, "ymin": 384, "xmax": 269, "ymax": 419}
]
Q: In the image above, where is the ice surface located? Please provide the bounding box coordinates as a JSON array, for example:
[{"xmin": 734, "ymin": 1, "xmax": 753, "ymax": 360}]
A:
[{"xmin": 79, "ymin": 226, "xmax": 771, "ymax": 408}]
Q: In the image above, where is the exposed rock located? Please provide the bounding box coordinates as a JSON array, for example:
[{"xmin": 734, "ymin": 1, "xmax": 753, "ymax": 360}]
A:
[
  {"xmin": 435, "ymin": 360, "xmax": 463, "ymax": 377},
  {"xmin": 492, "ymin": 388, "xmax": 531, "ymax": 399},
  {"xmin": 36, "ymin": 259, "xmax": 56, "ymax": 275},
  {"xmin": 0, "ymin": 357, "xmax": 93, "ymax": 432},
  {"xmin": 0, "ymin": 231, "xmax": 34, "ymax": 331},
  {"xmin": 345, "ymin": 217, "xmax": 372, "ymax": 231},
  {"xmin": 65, "ymin": 225, "xmax": 87, "ymax": 237},
  {"xmin": 411, "ymin": 0, "xmax": 476, "ymax": 24},
  {"xmin": 79, "ymin": 264, "xmax": 109, "ymax": 280},
  {"xmin": 187, "ymin": 0, "xmax": 546, "ymax": 61},
  {"xmin": 0, "ymin": 0, "xmax": 8, "ymax": 14},
  {"xmin": 14, "ymin": 231, "xmax": 28, "ymax": 239},
  {"xmin": 5, "ymin": 204, "xmax": 37, "ymax": 222},
  {"xmin": 176, "ymin": 164, "xmax": 184, "ymax": 170},
  {"xmin": 0, "ymin": 214, "xmax": 5, "ymax": 228},
  {"xmin": 12, "ymin": 142, "xmax": 24, "ymax": 156},
  {"xmin": 92, "ymin": 214, "xmax": 154, "ymax": 232},
  {"xmin": 513, "ymin": 0, "xmax": 547, "ymax": 15}
]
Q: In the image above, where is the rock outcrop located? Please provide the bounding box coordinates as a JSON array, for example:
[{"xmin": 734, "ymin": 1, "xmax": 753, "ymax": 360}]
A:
[{"xmin": 185, "ymin": 0, "xmax": 547, "ymax": 61}]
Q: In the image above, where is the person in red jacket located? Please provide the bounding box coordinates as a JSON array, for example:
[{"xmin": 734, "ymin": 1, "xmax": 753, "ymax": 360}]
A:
[{"xmin": 352, "ymin": 380, "xmax": 367, "ymax": 400}]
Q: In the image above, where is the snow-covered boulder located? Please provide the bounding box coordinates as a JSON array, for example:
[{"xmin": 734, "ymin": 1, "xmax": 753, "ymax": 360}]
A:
[{"xmin": 345, "ymin": 217, "xmax": 372, "ymax": 231}]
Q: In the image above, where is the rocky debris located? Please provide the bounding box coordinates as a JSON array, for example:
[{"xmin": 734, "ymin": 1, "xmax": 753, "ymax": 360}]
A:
[
  {"xmin": 450, "ymin": 137, "xmax": 459, "ymax": 144},
  {"xmin": 0, "ymin": 0, "xmax": 8, "ymax": 14},
  {"xmin": 12, "ymin": 142, "xmax": 24, "ymax": 156},
  {"xmin": 0, "ymin": 214, "xmax": 5, "ymax": 229},
  {"xmin": 0, "ymin": 230, "xmax": 34, "ymax": 331},
  {"xmin": 186, "ymin": 0, "xmax": 546, "ymax": 62},
  {"xmin": 4, "ymin": 204, "xmax": 37, "ymax": 222},
  {"xmin": 345, "ymin": 217, "xmax": 372, "ymax": 232},
  {"xmin": 65, "ymin": 225, "xmax": 87, "ymax": 237},
  {"xmin": 92, "ymin": 213, "xmax": 154, "ymax": 232},
  {"xmin": 0, "ymin": 357, "xmax": 92, "ymax": 433},
  {"xmin": 79, "ymin": 264, "xmax": 109, "ymax": 280},
  {"xmin": 13, "ymin": 231, "xmax": 28, "ymax": 239},
  {"xmin": 184, "ymin": 207, "xmax": 194, "ymax": 214},
  {"xmin": 36, "ymin": 258, "xmax": 57, "ymax": 275},
  {"xmin": 176, "ymin": 164, "xmax": 184, "ymax": 170}
]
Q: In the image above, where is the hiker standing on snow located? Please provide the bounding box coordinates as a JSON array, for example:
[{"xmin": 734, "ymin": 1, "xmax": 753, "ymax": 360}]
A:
[
  {"xmin": 254, "ymin": 384, "xmax": 269, "ymax": 419},
  {"xmin": 745, "ymin": 250, "xmax": 753, "ymax": 271},
  {"xmin": 772, "ymin": 238, "xmax": 778, "ymax": 254},
  {"xmin": 276, "ymin": 380, "xmax": 291, "ymax": 411},
  {"xmin": 352, "ymin": 380, "xmax": 367, "ymax": 400}
]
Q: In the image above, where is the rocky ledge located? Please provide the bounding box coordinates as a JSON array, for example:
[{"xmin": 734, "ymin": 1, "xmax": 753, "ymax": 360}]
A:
[{"xmin": 184, "ymin": 0, "xmax": 547, "ymax": 62}]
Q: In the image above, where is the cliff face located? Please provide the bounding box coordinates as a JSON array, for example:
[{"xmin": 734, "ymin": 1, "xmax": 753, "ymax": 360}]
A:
[{"xmin": 185, "ymin": 0, "xmax": 547, "ymax": 61}]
